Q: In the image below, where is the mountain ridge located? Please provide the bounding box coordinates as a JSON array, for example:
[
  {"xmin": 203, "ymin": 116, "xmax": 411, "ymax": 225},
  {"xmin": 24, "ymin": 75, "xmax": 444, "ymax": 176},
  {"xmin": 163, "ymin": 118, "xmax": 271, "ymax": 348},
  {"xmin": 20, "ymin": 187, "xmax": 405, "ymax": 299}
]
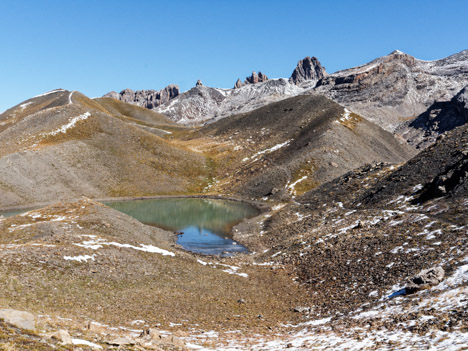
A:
[{"xmin": 103, "ymin": 50, "xmax": 468, "ymax": 143}]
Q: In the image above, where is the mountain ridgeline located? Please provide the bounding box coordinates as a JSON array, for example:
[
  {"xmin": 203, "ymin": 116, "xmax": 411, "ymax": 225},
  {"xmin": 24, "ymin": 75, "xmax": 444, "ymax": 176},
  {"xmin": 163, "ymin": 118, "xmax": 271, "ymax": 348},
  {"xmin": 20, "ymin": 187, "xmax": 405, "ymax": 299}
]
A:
[{"xmin": 104, "ymin": 50, "xmax": 468, "ymax": 145}]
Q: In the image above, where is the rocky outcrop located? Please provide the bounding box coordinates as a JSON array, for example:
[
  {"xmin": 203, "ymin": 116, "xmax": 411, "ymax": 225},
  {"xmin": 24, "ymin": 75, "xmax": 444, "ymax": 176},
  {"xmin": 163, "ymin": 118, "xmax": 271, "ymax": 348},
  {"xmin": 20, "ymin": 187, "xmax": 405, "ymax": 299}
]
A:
[
  {"xmin": 405, "ymin": 267, "xmax": 445, "ymax": 293},
  {"xmin": 456, "ymin": 86, "xmax": 468, "ymax": 119},
  {"xmin": 245, "ymin": 71, "xmax": 268, "ymax": 84},
  {"xmin": 234, "ymin": 78, "xmax": 243, "ymax": 89},
  {"xmin": 103, "ymin": 84, "xmax": 179, "ymax": 109},
  {"xmin": 290, "ymin": 56, "xmax": 327, "ymax": 85},
  {"xmin": 234, "ymin": 72, "xmax": 269, "ymax": 89},
  {"xmin": 0, "ymin": 309, "xmax": 36, "ymax": 331}
]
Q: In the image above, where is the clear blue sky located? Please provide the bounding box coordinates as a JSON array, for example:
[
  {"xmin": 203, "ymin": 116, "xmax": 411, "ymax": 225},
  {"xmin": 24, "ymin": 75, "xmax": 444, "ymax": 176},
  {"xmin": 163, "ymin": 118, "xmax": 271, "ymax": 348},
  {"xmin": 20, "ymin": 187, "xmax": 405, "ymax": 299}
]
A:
[{"xmin": 1, "ymin": 0, "xmax": 467, "ymax": 112}]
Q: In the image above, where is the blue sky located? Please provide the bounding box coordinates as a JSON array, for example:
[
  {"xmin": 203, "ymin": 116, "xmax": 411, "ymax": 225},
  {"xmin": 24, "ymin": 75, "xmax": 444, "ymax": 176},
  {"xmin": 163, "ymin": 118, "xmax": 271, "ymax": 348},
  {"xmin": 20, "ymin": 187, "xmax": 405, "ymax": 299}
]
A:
[{"xmin": 1, "ymin": 0, "xmax": 467, "ymax": 112}]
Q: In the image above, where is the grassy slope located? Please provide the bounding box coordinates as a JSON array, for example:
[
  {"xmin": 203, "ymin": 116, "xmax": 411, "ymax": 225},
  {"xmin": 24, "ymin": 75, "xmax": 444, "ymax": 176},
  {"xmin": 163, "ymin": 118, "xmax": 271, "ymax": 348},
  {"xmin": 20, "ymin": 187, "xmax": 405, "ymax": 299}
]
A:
[
  {"xmin": 0, "ymin": 200, "xmax": 309, "ymax": 334},
  {"xmin": 0, "ymin": 92, "xmax": 210, "ymax": 207}
]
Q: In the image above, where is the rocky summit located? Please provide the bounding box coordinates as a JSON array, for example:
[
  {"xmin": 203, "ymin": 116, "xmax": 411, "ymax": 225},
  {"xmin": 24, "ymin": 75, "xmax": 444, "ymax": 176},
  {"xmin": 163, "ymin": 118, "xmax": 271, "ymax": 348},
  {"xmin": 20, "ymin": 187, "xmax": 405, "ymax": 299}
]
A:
[
  {"xmin": 289, "ymin": 56, "xmax": 327, "ymax": 85},
  {"xmin": 1, "ymin": 49, "xmax": 468, "ymax": 350}
]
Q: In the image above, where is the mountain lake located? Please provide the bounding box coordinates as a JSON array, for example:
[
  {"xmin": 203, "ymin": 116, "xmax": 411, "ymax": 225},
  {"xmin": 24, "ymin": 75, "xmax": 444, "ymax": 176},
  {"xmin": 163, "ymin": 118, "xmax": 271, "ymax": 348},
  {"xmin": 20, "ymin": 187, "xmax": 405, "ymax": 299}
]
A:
[{"xmin": 105, "ymin": 198, "xmax": 260, "ymax": 256}]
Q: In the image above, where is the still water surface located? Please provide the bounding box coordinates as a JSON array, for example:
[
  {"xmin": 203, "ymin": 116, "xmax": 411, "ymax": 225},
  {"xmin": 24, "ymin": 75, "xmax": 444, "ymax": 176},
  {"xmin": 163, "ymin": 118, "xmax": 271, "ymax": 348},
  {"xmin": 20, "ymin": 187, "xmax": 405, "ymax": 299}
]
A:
[{"xmin": 106, "ymin": 198, "xmax": 260, "ymax": 256}]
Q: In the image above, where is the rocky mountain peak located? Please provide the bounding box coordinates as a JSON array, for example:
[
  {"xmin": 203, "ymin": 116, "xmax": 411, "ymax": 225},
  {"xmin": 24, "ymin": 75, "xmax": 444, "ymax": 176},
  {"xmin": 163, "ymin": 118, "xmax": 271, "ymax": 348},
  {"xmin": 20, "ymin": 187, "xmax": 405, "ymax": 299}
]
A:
[
  {"xmin": 383, "ymin": 50, "xmax": 416, "ymax": 66},
  {"xmin": 290, "ymin": 56, "xmax": 327, "ymax": 85}
]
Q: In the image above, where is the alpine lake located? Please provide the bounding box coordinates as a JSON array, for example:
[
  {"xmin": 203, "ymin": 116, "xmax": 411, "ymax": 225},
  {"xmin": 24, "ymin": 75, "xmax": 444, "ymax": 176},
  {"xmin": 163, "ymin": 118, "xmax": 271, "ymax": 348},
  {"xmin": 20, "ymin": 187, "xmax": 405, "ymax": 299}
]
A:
[{"xmin": 106, "ymin": 198, "xmax": 260, "ymax": 256}]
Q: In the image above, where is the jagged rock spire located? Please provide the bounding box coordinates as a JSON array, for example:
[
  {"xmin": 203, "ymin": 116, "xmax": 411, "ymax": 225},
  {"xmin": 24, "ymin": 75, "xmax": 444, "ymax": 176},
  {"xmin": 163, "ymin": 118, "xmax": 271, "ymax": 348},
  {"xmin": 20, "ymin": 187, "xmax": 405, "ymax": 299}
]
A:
[
  {"xmin": 234, "ymin": 72, "xmax": 269, "ymax": 89},
  {"xmin": 290, "ymin": 56, "xmax": 327, "ymax": 85}
]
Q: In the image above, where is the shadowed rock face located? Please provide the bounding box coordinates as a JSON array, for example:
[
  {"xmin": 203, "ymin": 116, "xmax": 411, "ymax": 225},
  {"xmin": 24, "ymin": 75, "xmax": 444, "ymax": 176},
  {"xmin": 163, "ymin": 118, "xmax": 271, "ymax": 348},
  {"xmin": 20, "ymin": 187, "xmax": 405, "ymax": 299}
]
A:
[
  {"xmin": 104, "ymin": 84, "xmax": 180, "ymax": 109},
  {"xmin": 289, "ymin": 56, "xmax": 328, "ymax": 85},
  {"xmin": 396, "ymin": 85, "xmax": 468, "ymax": 148}
]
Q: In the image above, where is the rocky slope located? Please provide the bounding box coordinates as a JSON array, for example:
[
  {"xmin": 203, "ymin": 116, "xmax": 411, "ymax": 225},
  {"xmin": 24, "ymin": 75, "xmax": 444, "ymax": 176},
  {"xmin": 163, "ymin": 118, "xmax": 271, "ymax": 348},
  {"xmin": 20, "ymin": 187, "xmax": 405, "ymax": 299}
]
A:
[
  {"xmin": 316, "ymin": 50, "xmax": 468, "ymax": 132},
  {"xmin": 0, "ymin": 89, "xmax": 207, "ymax": 208},
  {"xmin": 185, "ymin": 93, "xmax": 415, "ymax": 199},
  {"xmin": 155, "ymin": 78, "xmax": 304, "ymax": 125},
  {"xmin": 0, "ymin": 198, "xmax": 310, "ymax": 349},
  {"xmin": 226, "ymin": 123, "xmax": 468, "ymax": 349}
]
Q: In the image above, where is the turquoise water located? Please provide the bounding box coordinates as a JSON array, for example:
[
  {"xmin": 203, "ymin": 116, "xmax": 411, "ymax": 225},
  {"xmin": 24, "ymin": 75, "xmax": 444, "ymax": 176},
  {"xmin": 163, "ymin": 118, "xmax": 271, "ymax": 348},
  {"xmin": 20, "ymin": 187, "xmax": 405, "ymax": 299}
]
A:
[
  {"xmin": 0, "ymin": 208, "xmax": 34, "ymax": 217},
  {"xmin": 106, "ymin": 198, "xmax": 260, "ymax": 256}
]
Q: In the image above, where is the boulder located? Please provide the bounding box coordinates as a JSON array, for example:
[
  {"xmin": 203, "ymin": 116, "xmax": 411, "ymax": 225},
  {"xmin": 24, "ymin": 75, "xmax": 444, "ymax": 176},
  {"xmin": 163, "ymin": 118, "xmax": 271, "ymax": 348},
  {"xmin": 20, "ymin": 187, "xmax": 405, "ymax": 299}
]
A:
[
  {"xmin": 0, "ymin": 309, "xmax": 36, "ymax": 331},
  {"xmin": 107, "ymin": 336, "xmax": 136, "ymax": 346},
  {"xmin": 160, "ymin": 335, "xmax": 185, "ymax": 348},
  {"xmin": 51, "ymin": 329, "xmax": 72, "ymax": 344},
  {"xmin": 405, "ymin": 266, "xmax": 445, "ymax": 293}
]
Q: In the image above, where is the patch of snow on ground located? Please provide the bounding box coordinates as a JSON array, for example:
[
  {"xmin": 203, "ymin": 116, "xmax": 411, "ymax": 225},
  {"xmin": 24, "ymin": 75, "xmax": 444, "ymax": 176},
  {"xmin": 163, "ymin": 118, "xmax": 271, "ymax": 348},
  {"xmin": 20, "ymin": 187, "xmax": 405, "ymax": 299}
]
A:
[
  {"xmin": 195, "ymin": 259, "xmax": 248, "ymax": 277},
  {"xmin": 19, "ymin": 102, "xmax": 32, "ymax": 110},
  {"xmin": 71, "ymin": 338, "xmax": 102, "ymax": 349},
  {"xmin": 33, "ymin": 89, "xmax": 66, "ymax": 98},
  {"xmin": 68, "ymin": 91, "xmax": 74, "ymax": 104},
  {"xmin": 46, "ymin": 112, "xmax": 91, "ymax": 136},
  {"xmin": 74, "ymin": 237, "xmax": 175, "ymax": 256},
  {"xmin": 64, "ymin": 254, "xmax": 95, "ymax": 262},
  {"xmin": 337, "ymin": 108, "xmax": 352, "ymax": 123},
  {"xmin": 243, "ymin": 140, "xmax": 291, "ymax": 162},
  {"xmin": 287, "ymin": 176, "xmax": 308, "ymax": 194}
]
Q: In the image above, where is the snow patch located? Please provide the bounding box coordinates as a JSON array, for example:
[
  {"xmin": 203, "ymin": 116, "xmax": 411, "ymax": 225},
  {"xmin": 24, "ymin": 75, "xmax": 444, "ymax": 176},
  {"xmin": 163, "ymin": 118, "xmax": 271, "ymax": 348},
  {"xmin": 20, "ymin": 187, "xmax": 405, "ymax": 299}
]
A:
[
  {"xmin": 33, "ymin": 89, "xmax": 66, "ymax": 98},
  {"xmin": 46, "ymin": 112, "xmax": 91, "ymax": 136},
  {"xmin": 64, "ymin": 254, "xmax": 95, "ymax": 262},
  {"xmin": 74, "ymin": 237, "xmax": 175, "ymax": 256},
  {"xmin": 71, "ymin": 338, "xmax": 102, "ymax": 349},
  {"xmin": 243, "ymin": 140, "xmax": 291, "ymax": 162}
]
